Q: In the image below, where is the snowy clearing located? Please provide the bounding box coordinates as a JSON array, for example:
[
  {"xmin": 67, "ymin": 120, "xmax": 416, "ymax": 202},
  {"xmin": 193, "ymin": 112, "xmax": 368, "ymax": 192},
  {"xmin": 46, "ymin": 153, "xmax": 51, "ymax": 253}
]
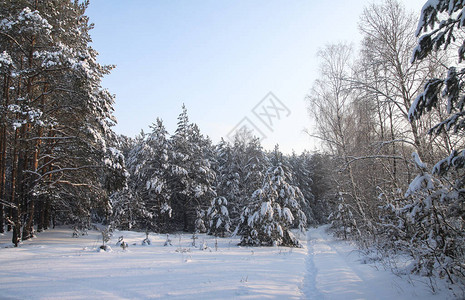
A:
[{"xmin": 0, "ymin": 226, "xmax": 457, "ymax": 299}]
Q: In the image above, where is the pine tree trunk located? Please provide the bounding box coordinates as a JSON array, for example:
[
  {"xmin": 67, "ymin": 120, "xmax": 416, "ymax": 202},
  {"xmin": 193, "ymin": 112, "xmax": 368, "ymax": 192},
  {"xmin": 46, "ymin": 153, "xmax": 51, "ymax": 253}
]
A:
[
  {"xmin": 36, "ymin": 197, "xmax": 44, "ymax": 232},
  {"xmin": 7, "ymin": 207, "xmax": 12, "ymax": 232},
  {"xmin": 21, "ymin": 36, "xmax": 38, "ymax": 241},
  {"xmin": 37, "ymin": 197, "xmax": 51, "ymax": 231},
  {"xmin": 22, "ymin": 83, "xmax": 46, "ymax": 239},
  {"xmin": 0, "ymin": 72, "xmax": 10, "ymax": 234},
  {"xmin": 11, "ymin": 129, "xmax": 21, "ymax": 247},
  {"xmin": 17, "ymin": 136, "xmax": 28, "ymax": 242},
  {"xmin": 0, "ymin": 125, "xmax": 4, "ymax": 234},
  {"xmin": 0, "ymin": 203, "xmax": 3, "ymax": 234}
]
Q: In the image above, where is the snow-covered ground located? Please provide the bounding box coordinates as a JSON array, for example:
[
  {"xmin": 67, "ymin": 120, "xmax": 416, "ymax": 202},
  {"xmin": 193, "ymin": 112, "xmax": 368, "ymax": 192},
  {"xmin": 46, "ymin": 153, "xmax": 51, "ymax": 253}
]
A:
[
  {"xmin": 0, "ymin": 226, "xmax": 458, "ymax": 299},
  {"xmin": 302, "ymin": 226, "xmax": 457, "ymax": 299}
]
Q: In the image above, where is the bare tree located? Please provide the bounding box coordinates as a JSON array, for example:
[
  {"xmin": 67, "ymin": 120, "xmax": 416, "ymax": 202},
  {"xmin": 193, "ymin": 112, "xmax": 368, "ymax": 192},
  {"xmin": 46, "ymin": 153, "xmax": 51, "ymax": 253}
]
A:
[
  {"xmin": 307, "ymin": 43, "xmax": 372, "ymax": 241},
  {"xmin": 356, "ymin": 0, "xmax": 449, "ymax": 164}
]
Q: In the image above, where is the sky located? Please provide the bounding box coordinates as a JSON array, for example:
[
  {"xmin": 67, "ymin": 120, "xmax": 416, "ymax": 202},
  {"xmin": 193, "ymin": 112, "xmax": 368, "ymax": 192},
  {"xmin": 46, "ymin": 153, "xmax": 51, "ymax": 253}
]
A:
[{"xmin": 85, "ymin": 0, "xmax": 427, "ymax": 154}]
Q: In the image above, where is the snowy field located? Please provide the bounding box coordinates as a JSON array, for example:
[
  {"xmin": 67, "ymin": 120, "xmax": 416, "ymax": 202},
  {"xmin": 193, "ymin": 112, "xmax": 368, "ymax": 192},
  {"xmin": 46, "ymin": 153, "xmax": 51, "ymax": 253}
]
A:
[{"xmin": 0, "ymin": 226, "xmax": 458, "ymax": 299}]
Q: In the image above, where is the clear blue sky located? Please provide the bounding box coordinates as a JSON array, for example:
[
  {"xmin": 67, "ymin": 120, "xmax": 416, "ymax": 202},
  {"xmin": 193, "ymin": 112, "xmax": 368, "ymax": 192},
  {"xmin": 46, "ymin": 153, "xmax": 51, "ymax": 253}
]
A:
[{"xmin": 86, "ymin": 0, "xmax": 427, "ymax": 154}]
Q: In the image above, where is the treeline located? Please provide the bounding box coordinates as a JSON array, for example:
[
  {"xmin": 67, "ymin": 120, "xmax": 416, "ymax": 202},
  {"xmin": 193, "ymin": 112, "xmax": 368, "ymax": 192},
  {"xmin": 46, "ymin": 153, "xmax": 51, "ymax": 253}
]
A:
[
  {"xmin": 0, "ymin": 0, "xmax": 326, "ymax": 249},
  {"xmin": 307, "ymin": 0, "xmax": 464, "ymax": 286},
  {"xmin": 0, "ymin": 1, "xmax": 125, "ymax": 246},
  {"xmin": 111, "ymin": 106, "xmax": 329, "ymax": 247}
]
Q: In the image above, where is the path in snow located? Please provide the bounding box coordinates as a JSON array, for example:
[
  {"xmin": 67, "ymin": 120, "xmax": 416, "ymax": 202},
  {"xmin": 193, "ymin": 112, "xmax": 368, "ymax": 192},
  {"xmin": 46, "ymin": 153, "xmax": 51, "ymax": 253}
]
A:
[
  {"xmin": 302, "ymin": 227, "xmax": 324, "ymax": 299},
  {"xmin": 301, "ymin": 225, "xmax": 453, "ymax": 300},
  {"xmin": 302, "ymin": 225, "xmax": 377, "ymax": 299}
]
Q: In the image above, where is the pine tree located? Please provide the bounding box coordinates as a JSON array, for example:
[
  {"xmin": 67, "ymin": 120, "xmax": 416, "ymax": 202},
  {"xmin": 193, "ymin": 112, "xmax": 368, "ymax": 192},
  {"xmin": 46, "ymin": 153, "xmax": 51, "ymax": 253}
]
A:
[
  {"xmin": 0, "ymin": 1, "xmax": 117, "ymax": 244},
  {"xmin": 214, "ymin": 139, "xmax": 242, "ymax": 227},
  {"xmin": 169, "ymin": 105, "xmax": 216, "ymax": 231},
  {"xmin": 287, "ymin": 151, "xmax": 315, "ymax": 225},
  {"xmin": 206, "ymin": 196, "xmax": 231, "ymax": 237},
  {"xmin": 117, "ymin": 120, "xmax": 172, "ymax": 232},
  {"xmin": 144, "ymin": 119, "xmax": 172, "ymax": 231},
  {"xmin": 110, "ymin": 187, "xmax": 146, "ymax": 230},
  {"xmin": 328, "ymin": 192, "xmax": 358, "ymax": 240},
  {"xmin": 243, "ymin": 137, "xmax": 268, "ymax": 198},
  {"xmin": 237, "ymin": 146, "xmax": 306, "ymax": 247}
]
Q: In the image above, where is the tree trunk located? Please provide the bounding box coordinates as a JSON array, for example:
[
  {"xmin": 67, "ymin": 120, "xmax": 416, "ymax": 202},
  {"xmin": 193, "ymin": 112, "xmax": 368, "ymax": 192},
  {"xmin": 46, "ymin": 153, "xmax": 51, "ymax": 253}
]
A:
[
  {"xmin": 22, "ymin": 82, "xmax": 46, "ymax": 239},
  {"xmin": 20, "ymin": 35, "xmax": 38, "ymax": 241},
  {"xmin": 0, "ymin": 71, "xmax": 10, "ymax": 234},
  {"xmin": 11, "ymin": 129, "xmax": 20, "ymax": 247}
]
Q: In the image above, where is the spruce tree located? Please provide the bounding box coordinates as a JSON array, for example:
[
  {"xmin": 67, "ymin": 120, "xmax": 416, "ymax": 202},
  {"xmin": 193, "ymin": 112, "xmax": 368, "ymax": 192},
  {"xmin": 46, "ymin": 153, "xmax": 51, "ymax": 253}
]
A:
[
  {"xmin": 169, "ymin": 105, "xmax": 215, "ymax": 231},
  {"xmin": 405, "ymin": 0, "xmax": 465, "ymax": 283},
  {"xmin": 237, "ymin": 146, "xmax": 306, "ymax": 247}
]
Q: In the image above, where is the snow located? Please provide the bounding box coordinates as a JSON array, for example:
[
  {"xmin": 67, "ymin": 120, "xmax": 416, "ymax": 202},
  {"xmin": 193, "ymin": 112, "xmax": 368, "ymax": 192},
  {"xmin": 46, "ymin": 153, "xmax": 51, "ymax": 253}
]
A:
[
  {"xmin": 260, "ymin": 201, "xmax": 272, "ymax": 216},
  {"xmin": 283, "ymin": 207, "xmax": 294, "ymax": 223},
  {"xmin": 17, "ymin": 7, "xmax": 52, "ymax": 34},
  {"xmin": 0, "ymin": 51, "xmax": 13, "ymax": 68},
  {"xmin": 301, "ymin": 225, "xmax": 456, "ymax": 300},
  {"xmin": 220, "ymin": 205, "xmax": 228, "ymax": 216},
  {"xmin": 0, "ymin": 226, "xmax": 456, "ymax": 299},
  {"xmin": 412, "ymin": 152, "xmax": 427, "ymax": 170},
  {"xmin": 405, "ymin": 173, "xmax": 434, "ymax": 197}
]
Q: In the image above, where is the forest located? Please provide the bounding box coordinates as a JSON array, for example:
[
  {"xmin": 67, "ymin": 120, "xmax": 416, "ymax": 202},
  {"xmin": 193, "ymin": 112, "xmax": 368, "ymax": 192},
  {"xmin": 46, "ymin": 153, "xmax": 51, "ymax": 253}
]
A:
[{"xmin": 0, "ymin": 0, "xmax": 464, "ymax": 291}]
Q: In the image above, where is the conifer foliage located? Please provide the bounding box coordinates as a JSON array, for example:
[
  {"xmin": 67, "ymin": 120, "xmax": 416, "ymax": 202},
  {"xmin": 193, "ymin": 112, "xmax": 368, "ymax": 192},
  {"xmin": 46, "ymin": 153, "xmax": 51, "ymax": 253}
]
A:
[
  {"xmin": 206, "ymin": 196, "xmax": 230, "ymax": 237},
  {"xmin": 405, "ymin": 0, "xmax": 465, "ymax": 284},
  {"xmin": 0, "ymin": 1, "xmax": 320, "ymax": 252},
  {"xmin": 237, "ymin": 147, "xmax": 307, "ymax": 247},
  {"xmin": 109, "ymin": 106, "xmax": 318, "ymax": 246},
  {"xmin": 0, "ymin": 0, "xmax": 120, "ymax": 245}
]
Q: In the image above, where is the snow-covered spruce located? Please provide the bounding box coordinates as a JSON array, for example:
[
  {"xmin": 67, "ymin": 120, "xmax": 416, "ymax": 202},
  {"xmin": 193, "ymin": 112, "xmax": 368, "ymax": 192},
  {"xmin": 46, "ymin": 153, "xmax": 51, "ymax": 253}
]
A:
[
  {"xmin": 408, "ymin": 1, "xmax": 465, "ymax": 285},
  {"xmin": 111, "ymin": 118, "xmax": 172, "ymax": 232},
  {"xmin": 206, "ymin": 196, "xmax": 231, "ymax": 237},
  {"xmin": 394, "ymin": 154, "xmax": 465, "ymax": 282},
  {"xmin": 328, "ymin": 192, "xmax": 359, "ymax": 240},
  {"xmin": 214, "ymin": 139, "xmax": 244, "ymax": 229},
  {"xmin": 168, "ymin": 105, "xmax": 216, "ymax": 231},
  {"xmin": 237, "ymin": 149, "xmax": 307, "ymax": 247}
]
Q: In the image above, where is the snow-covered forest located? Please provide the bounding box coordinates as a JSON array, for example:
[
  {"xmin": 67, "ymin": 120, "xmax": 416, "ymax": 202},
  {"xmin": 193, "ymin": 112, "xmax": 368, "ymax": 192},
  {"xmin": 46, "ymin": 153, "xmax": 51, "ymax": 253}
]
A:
[{"xmin": 1, "ymin": 0, "xmax": 465, "ymax": 298}]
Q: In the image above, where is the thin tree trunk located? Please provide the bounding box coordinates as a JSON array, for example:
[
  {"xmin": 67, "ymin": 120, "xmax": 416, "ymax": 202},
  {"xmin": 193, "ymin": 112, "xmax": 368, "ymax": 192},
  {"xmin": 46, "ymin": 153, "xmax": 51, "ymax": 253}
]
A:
[
  {"xmin": 11, "ymin": 129, "xmax": 20, "ymax": 247},
  {"xmin": 388, "ymin": 104, "xmax": 397, "ymax": 188},
  {"xmin": 22, "ymin": 82, "xmax": 46, "ymax": 239},
  {"xmin": 0, "ymin": 71, "xmax": 10, "ymax": 233}
]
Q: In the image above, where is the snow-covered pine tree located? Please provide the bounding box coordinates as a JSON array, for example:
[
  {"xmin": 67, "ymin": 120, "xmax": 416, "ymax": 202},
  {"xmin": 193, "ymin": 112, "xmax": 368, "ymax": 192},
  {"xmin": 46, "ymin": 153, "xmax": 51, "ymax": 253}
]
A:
[
  {"xmin": 116, "ymin": 131, "xmax": 149, "ymax": 229},
  {"xmin": 328, "ymin": 192, "xmax": 359, "ymax": 240},
  {"xmin": 110, "ymin": 187, "xmax": 147, "ymax": 230},
  {"xmin": 286, "ymin": 151, "xmax": 315, "ymax": 225},
  {"xmin": 116, "ymin": 119, "xmax": 172, "ymax": 232},
  {"xmin": 243, "ymin": 137, "xmax": 268, "ymax": 199},
  {"xmin": 144, "ymin": 119, "xmax": 172, "ymax": 231},
  {"xmin": 169, "ymin": 105, "xmax": 193, "ymax": 230},
  {"xmin": 206, "ymin": 196, "xmax": 231, "ymax": 237},
  {"xmin": 169, "ymin": 105, "xmax": 216, "ymax": 231},
  {"xmin": 101, "ymin": 143, "xmax": 129, "ymax": 224},
  {"xmin": 394, "ymin": 153, "xmax": 465, "ymax": 283},
  {"xmin": 0, "ymin": 1, "xmax": 118, "ymax": 244},
  {"xmin": 189, "ymin": 124, "xmax": 216, "ymax": 232},
  {"xmin": 237, "ymin": 146, "xmax": 306, "ymax": 247},
  {"xmin": 116, "ymin": 134, "xmax": 136, "ymax": 160},
  {"xmin": 214, "ymin": 138, "xmax": 242, "ymax": 228}
]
